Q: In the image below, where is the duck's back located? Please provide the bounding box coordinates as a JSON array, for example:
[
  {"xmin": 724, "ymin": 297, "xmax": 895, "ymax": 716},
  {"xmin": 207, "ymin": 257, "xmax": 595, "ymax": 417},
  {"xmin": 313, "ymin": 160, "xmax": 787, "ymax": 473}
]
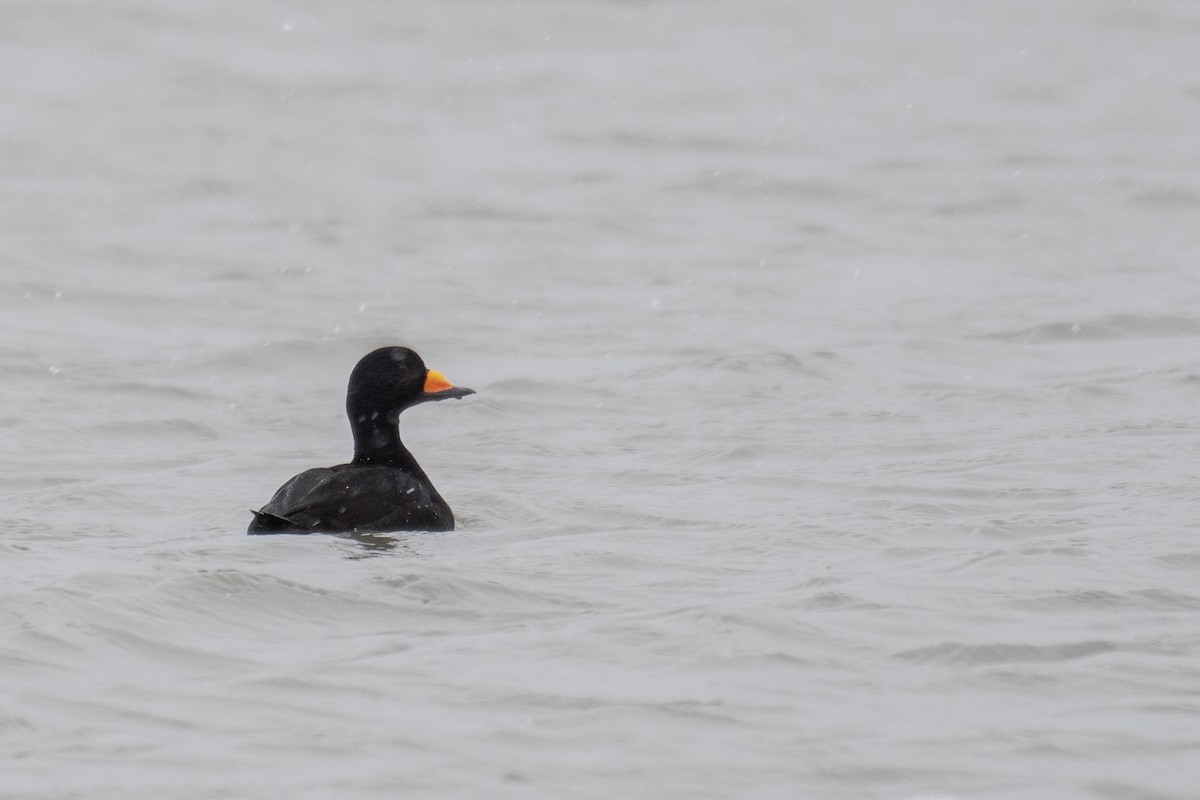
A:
[{"xmin": 248, "ymin": 463, "xmax": 454, "ymax": 534}]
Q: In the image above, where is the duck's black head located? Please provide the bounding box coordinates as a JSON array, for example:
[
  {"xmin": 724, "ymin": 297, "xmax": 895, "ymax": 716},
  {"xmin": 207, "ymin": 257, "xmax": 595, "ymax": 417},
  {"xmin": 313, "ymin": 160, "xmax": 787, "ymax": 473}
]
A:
[{"xmin": 346, "ymin": 347, "xmax": 474, "ymax": 421}]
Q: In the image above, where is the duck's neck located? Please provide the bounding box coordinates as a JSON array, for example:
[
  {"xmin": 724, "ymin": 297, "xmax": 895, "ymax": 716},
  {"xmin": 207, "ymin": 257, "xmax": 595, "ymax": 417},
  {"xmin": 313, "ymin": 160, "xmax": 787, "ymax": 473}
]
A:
[{"xmin": 348, "ymin": 407, "xmax": 426, "ymax": 477}]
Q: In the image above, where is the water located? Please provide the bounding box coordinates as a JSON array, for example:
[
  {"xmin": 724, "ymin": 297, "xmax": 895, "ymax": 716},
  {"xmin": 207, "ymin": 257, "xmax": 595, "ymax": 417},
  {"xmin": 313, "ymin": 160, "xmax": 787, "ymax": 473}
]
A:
[{"xmin": 3, "ymin": 1, "xmax": 1200, "ymax": 797}]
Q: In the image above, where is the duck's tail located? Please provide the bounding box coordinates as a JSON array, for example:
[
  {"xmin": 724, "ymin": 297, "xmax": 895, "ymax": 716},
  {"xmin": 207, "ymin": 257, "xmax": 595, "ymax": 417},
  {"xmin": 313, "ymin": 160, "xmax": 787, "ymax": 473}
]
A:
[{"xmin": 247, "ymin": 509, "xmax": 301, "ymax": 535}]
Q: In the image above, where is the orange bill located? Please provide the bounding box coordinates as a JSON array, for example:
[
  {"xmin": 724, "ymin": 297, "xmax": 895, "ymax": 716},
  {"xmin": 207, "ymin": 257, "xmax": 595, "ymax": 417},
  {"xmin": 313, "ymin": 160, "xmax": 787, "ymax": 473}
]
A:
[{"xmin": 423, "ymin": 369, "xmax": 456, "ymax": 394}]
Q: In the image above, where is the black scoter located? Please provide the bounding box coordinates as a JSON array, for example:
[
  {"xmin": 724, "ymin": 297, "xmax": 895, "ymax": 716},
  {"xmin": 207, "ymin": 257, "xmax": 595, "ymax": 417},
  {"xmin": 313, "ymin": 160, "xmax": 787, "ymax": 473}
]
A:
[{"xmin": 248, "ymin": 346, "xmax": 474, "ymax": 535}]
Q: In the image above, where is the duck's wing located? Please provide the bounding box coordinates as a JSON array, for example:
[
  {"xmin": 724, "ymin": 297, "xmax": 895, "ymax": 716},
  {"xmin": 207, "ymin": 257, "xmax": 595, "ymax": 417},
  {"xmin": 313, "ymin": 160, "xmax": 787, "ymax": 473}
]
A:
[
  {"xmin": 248, "ymin": 467, "xmax": 339, "ymax": 534},
  {"xmin": 248, "ymin": 465, "xmax": 453, "ymax": 534}
]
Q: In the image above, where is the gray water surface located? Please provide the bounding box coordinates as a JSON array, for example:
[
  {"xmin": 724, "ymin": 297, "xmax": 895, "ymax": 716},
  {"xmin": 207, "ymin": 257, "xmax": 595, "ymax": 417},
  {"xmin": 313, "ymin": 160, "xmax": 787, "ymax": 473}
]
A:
[{"xmin": 4, "ymin": 2, "xmax": 1200, "ymax": 798}]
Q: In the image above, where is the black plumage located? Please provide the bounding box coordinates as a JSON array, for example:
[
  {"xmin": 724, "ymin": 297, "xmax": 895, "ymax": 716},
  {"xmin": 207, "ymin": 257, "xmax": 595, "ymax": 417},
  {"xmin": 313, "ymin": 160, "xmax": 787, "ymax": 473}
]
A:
[{"xmin": 248, "ymin": 347, "xmax": 473, "ymax": 535}]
